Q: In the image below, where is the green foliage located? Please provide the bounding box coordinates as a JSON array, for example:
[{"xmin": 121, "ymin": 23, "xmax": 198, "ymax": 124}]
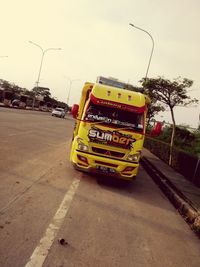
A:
[
  {"xmin": 147, "ymin": 103, "xmax": 165, "ymax": 127},
  {"xmin": 0, "ymin": 79, "xmax": 11, "ymax": 91},
  {"xmin": 144, "ymin": 137, "xmax": 170, "ymax": 163},
  {"xmin": 153, "ymin": 125, "xmax": 200, "ymax": 155},
  {"xmin": 144, "ymin": 137, "xmax": 200, "ymax": 186},
  {"xmin": 141, "ymin": 76, "xmax": 198, "ymax": 109},
  {"xmin": 141, "ymin": 76, "xmax": 199, "ymax": 165},
  {"xmin": 32, "ymin": 86, "xmax": 51, "ymax": 98},
  {"xmin": 192, "ymin": 131, "xmax": 200, "ymax": 154}
]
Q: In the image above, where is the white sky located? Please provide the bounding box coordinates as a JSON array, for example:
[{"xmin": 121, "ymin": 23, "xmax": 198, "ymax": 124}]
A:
[{"xmin": 0, "ymin": 0, "xmax": 200, "ymax": 127}]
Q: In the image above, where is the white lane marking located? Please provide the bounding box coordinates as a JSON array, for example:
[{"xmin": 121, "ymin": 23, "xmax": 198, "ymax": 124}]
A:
[{"xmin": 25, "ymin": 177, "xmax": 80, "ymax": 267}]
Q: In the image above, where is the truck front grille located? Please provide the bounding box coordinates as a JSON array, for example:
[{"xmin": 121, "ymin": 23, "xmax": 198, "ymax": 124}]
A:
[{"xmin": 92, "ymin": 146, "xmax": 125, "ymax": 158}]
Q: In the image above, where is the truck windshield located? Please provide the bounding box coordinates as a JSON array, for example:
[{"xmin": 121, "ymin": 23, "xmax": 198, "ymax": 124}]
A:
[{"xmin": 84, "ymin": 102, "xmax": 144, "ymax": 132}]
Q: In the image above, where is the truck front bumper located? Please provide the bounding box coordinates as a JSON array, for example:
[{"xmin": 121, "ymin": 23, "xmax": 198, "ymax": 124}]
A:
[{"xmin": 71, "ymin": 150, "xmax": 139, "ymax": 180}]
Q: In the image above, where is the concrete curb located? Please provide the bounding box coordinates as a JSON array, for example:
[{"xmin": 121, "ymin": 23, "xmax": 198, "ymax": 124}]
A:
[{"xmin": 141, "ymin": 156, "xmax": 200, "ymax": 235}]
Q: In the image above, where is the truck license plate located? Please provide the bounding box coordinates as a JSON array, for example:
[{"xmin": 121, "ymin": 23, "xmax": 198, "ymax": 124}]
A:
[{"xmin": 96, "ymin": 165, "xmax": 116, "ymax": 173}]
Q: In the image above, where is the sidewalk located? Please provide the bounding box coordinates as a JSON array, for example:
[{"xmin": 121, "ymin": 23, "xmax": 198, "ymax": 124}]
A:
[{"xmin": 141, "ymin": 148, "xmax": 200, "ymax": 232}]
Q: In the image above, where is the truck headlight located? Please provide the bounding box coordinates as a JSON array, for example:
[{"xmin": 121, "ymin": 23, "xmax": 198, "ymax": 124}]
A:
[
  {"xmin": 78, "ymin": 143, "xmax": 89, "ymax": 151},
  {"xmin": 127, "ymin": 153, "xmax": 139, "ymax": 162},
  {"xmin": 77, "ymin": 138, "xmax": 89, "ymax": 151}
]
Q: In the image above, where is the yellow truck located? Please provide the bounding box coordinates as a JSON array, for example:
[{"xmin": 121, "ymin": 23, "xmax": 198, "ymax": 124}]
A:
[{"xmin": 70, "ymin": 77, "xmax": 150, "ymax": 180}]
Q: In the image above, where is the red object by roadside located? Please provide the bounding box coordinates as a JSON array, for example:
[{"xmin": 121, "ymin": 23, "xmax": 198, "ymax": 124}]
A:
[{"xmin": 151, "ymin": 122, "xmax": 162, "ymax": 136}]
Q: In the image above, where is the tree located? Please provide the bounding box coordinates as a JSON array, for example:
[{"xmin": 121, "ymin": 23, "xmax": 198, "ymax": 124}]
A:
[
  {"xmin": 0, "ymin": 79, "xmax": 12, "ymax": 91},
  {"xmin": 140, "ymin": 76, "xmax": 198, "ymax": 165},
  {"xmin": 31, "ymin": 86, "xmax": 51, "ymax": 98},
  {"xmin": 0, "ymin": 79, "xmax": 29, "ymax": 96}
]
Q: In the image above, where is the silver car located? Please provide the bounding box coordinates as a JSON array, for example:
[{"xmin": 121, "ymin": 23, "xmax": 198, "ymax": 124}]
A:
[{"xmin": 51, "ymin": 108, "xmax": 65, "ymax": 118}]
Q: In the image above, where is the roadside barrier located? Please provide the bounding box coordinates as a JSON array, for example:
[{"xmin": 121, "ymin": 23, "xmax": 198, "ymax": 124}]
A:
[{"xmin": 141, "ymin": 156, "xmax": 200, "ymax": 236}]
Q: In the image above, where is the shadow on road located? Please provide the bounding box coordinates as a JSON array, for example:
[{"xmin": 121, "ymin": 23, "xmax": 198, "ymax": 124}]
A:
[
  {"xmin": 81, "ymin": 168, "xmax": 175, "ymax": 213},
  {"xmin": 96, "ymin": 174, "xmax": 133, "ymax": 190}
]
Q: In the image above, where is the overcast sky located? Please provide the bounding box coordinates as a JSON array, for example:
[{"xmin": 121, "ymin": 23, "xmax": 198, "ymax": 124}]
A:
[{"xmin": 0, "ymin": 0, "xmax": 200, "ymax": 127}]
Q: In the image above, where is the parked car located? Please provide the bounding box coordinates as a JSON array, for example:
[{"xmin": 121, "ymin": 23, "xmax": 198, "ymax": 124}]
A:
[
  {"xmin": 12, "ymin": 99, "xmax": 20, "ymax": 107},
  {"xmin": 12, "ymin": 99, "xmax": 26, "ymax": 108},
  {"xmin": 51, "ymin": 107, "xmax": 65, "ymax": 118}
]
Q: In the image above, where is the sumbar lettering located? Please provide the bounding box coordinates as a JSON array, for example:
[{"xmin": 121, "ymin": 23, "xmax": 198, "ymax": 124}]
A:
[{"xmin": 88, "ymin": 129, "xmax": 135, "ymax": 147}]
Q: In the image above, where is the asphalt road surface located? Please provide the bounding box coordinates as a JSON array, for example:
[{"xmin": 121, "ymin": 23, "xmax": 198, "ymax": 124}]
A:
[{"xmin": 0, "ymin": 108, "xmax": 199, "ymax": 267}]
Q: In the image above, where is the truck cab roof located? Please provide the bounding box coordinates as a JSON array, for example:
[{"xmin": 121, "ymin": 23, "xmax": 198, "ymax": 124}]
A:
[{"xmin": 90, "ymin": 83, "xmax": 147, "ymax": 113}]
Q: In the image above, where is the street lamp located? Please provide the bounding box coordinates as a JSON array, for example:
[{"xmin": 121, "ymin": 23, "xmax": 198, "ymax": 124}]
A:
[
  {"xmin": 129, "ymin": 23, "xmax": 154, "ymax": 82},
  {"xmin": 66, "ymin": 78, "xmax": 80, "ymax": 106},
  {"xmin": 29, "ymin": 41, "xmax": 61, "ymax": 108}
]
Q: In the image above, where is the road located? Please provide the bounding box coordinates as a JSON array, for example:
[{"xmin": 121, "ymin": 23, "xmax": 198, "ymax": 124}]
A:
[{"xmin": 0, "ymin": 108, "xmax": 199, "ymax": 267}]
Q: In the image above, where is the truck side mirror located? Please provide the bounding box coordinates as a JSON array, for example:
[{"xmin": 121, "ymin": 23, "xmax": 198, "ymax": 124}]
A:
[{"xmin": 71, "ymin": 104, "xmax": 79, "ymax": 118}]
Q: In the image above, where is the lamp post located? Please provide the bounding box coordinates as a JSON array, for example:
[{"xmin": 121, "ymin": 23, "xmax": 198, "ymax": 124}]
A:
[
  {"xmin": 29, "ymin": 41, "xmax": 61, "ymax": 108},
  {"xmin": 66, "ymin": 78, "xmax": 80, "ymax": 106},
  {"xmin": 129, "ymin": 23, "xmax": 154, "ymax": 82}
]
